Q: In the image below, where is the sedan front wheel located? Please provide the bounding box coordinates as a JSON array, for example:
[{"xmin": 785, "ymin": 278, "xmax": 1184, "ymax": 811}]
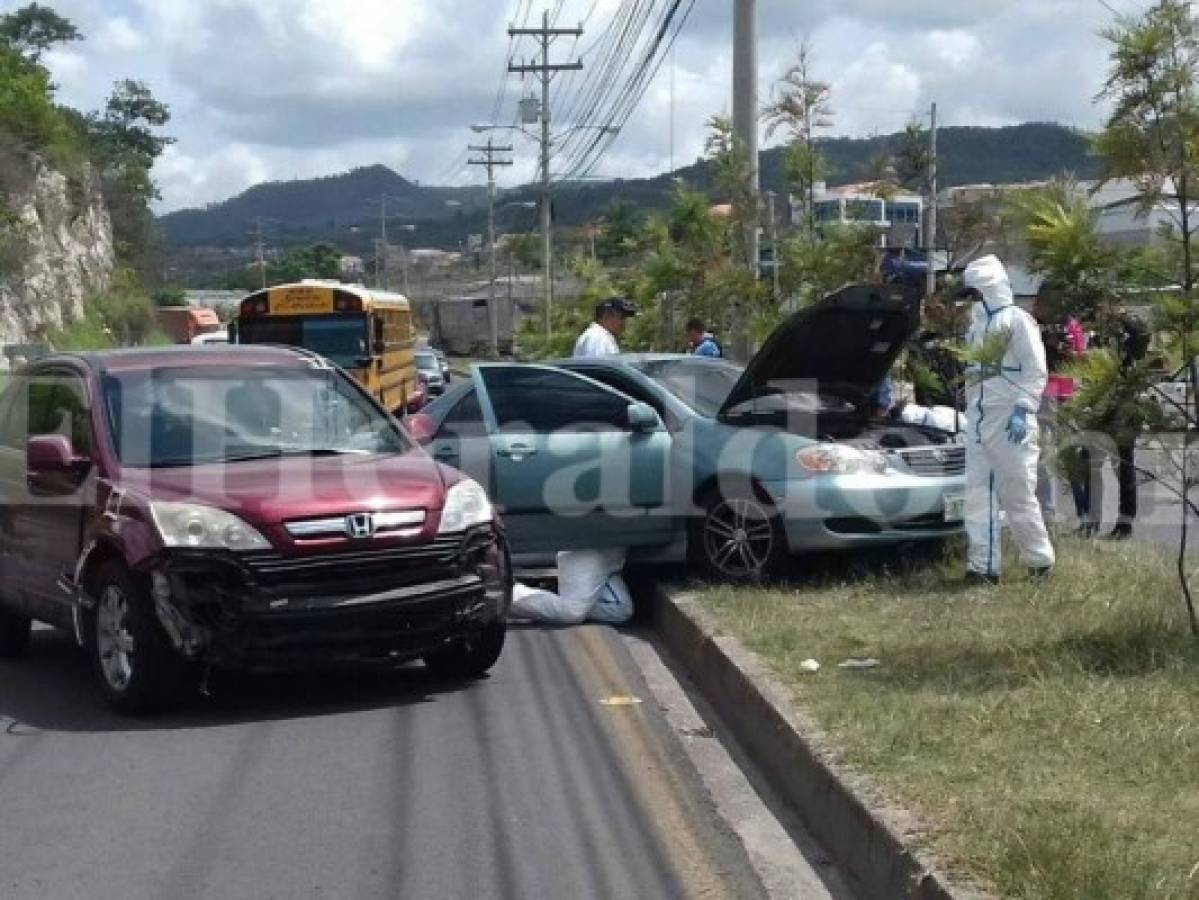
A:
[{"xmin": 689, "ymin": 488, "xmax": 789, "ymax": 583}]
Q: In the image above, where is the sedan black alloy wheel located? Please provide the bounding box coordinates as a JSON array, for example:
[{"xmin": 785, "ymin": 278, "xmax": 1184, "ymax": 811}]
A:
[{"xmin": 703, "ymin": 496, "xmax": 777, "ymax": 579}]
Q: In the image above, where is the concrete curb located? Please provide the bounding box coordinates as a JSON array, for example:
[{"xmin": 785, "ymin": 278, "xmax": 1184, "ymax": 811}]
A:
[{"xmin": 648, "ymin": 586, "xmax": 991, "ymax": 900}]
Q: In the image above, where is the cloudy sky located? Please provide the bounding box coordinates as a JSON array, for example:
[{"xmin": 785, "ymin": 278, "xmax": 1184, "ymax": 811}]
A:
[{"xmin": 28, "ymin": 0, "xmax": 1147, "ymax": 212}]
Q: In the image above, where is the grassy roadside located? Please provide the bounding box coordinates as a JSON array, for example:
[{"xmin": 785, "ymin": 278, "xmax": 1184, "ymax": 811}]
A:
[{"xmin": 697, "ymin": 538, "xmax": 1199, "ymax": 900}]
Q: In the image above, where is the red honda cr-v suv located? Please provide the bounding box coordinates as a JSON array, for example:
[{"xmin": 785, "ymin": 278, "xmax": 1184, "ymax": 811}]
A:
[{"xmin": 0, "ymin": 346, "xmax": 511, "ymax": 714}]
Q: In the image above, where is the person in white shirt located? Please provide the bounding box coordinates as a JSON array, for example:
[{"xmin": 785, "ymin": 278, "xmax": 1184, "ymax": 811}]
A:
[{"xmin": 573, "ymin": 297, "xmax": 636, "ymax": 358}]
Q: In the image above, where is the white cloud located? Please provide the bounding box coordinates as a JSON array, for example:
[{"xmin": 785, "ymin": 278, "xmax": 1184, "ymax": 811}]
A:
[
  {"xmin": 94, "ymin": 16, "xmax": 144, "ymax": 53},
  {"xmin": 33, "ymin": 0, "xmax": 1126, "ymax": 211}
]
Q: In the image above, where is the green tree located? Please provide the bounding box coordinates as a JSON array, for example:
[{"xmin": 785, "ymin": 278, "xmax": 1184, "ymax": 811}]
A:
[
  {"xmin": 777, "ymin": 222, "xmax": 880, "ymax": 311},
  {"xmin": 703, "ymin": 115, "xmax": 762, "ymax": 357},
  {"xmin": 86, "ymin": 79, "xmax": 174, "ymax": 277},
  {"xmin": 762, "ymin": 42, "xmax": 833, "ymax": 236},
  {"xmin": 507, "ymin": 232, "xmax": 541, "ymax": 271},
  {"xmin": 890, "ymin": 121, "xmax": 932, "ymax": 191},
  {"xmin": 0, "ymin": 2, "xmax": 80, "ymax": 63},
  {"xmin": 1032, "ymin": 0, "xmax": 1199, "ymax": 634},
  {"xmin": 0, "ymin": 43, "xmax": 60, "ymax": 147},
  {"xmin": 90, "ymin": 79, "xmax": 173, "ymax": 166},
  {"xmin": 1008, "ymin": 179, "xmax": 1118, "ymax": 323},
  {"xmin": 595, "ymin": 199, "xmax": 642, "ymax": 261},
  {"xmin": 267, "ymin": 243, "xmax": 342, "ymax": 285}
]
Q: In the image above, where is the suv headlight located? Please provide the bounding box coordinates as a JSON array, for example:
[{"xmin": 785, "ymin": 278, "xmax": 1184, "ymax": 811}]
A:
[
  {"xmin": 438, "ymin": 479, "xmax": 493, "ymax": 533},
  {"xmin": 795, "ymin": 444, "xmax": 887, "ymax": 475},
  {"xmin": 150, "ymin": 501, "xmax": 271, "ymax": 551}
]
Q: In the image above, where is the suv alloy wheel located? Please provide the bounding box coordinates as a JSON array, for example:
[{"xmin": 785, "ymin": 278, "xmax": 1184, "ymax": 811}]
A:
[{"xmin": 89, "ymin": 562, "xmax": 195, "ymax": 715}]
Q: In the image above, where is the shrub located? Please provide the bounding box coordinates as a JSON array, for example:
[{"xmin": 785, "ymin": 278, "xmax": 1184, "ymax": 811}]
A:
[{"xmin": 49, "ymin": 270, "xmax": 166, "ymax": 350}]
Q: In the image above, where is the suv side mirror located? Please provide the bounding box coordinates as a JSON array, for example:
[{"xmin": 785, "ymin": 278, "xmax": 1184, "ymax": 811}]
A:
[
  {"xmin": 27, "ymin": 434, "xmax": 85, "ymax": 474},
  {"xmin": 626, "ymin": 402, "xmax": 661, "ymax": 433},
  {"xmin": 406, "ymin": 412, "xmax": 436, "ymax": 445},
  {"xmin": 27, "ymin": 434, "xmax": 89, "ymax": 496}
]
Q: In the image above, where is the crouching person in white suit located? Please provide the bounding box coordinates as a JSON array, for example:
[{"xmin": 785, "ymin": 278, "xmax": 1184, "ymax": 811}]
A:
[
  {"xmin": 509, "ymin": 549, "xmax": 634, "ymax": 625},
  {"xmin": 960, "ymin": 255, "xmax": 1056, "ymax": 585}
]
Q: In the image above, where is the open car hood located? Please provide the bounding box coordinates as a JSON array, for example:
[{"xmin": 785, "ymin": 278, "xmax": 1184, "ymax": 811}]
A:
[{"xmin": 718, "ymin": 283, "xmax": 921, "ymax": 419}]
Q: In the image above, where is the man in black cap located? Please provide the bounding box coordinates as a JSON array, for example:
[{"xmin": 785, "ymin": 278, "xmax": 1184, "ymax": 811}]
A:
[{"xmin": 573, "ymin": 296, "xmax": 636, "ymax": 358}]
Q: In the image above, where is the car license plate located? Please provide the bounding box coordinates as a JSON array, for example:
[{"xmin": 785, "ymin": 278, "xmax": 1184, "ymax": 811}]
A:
[{"xmin": 943, "ymin": 494, "xmax": 966, "ymax": 522}]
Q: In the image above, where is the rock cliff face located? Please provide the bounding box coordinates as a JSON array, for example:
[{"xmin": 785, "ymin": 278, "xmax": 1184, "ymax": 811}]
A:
[{"xmin": 0, "ymin": 150, "xmax": 114, "ymax": 346}]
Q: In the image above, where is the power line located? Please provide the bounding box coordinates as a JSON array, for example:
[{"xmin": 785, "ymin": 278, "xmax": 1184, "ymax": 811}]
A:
[
  {"xmin": 558, "ymin": 0, "xmax": 696, "ymax": 183},
  {"xmin": 553, "ymin": 1, "xmax": 643, "ymax": 132},
  {"xmin": 490, "ymin": 0, "xmax": 528, "ymax": 122},
  {"xmin": 553, "ymin": 0, "xmax": 671, "ymax": 172}
]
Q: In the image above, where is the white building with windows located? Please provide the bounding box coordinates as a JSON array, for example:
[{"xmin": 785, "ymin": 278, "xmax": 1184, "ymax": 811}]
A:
[
  {"xmin": 796, "ymin": 182, "xmax": 924, "ymax": 245},
  {"xmin": 1083, "ymin": 178, "xmax": 1191, "ymax": 248}
]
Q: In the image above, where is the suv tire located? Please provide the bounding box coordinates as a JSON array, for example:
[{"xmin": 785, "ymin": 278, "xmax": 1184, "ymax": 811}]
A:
[
  {"xmin": 423, "ymin": 621, "xmax": 506, "ymax": 679},
  {"xmin": 0, "ymin": 607, "xmax": 32, "ymax": 658},
  {"xmin": 89, "ymin": 562, "xmax": 194, "ymax": 715}
]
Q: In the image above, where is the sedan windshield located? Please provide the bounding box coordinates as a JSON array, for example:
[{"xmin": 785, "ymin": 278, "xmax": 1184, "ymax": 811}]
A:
[
  {"xmin": 102, "ymin": 366, "xmax": 408, "ymax": 467},
  {"xmin": 634, "ymin": 358, "xmax": 745, "ymax": 417}
]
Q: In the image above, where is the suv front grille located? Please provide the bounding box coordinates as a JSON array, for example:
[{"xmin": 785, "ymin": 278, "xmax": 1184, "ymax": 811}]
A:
[
  {"xmin": 895, "ymin": 445, "xmax": 965, "ymax": 477},
  {"xmin": 240, "ymin": 534, "xmax": 466, "ymax": 603}
]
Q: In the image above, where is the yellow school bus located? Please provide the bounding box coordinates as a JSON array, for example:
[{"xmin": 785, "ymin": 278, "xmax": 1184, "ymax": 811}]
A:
[{"xmin": 235, "ymin": 281, "xmax": 420, "ymax": 414}]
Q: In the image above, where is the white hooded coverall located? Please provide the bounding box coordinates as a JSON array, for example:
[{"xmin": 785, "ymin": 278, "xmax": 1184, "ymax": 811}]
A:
[{"xmin": 962, "ymin": 255, "xmax": 1056, "ymax": 576}]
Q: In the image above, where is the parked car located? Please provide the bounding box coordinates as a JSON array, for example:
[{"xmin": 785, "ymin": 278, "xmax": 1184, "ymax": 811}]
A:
[
  {"xmin": 415, "ymin": 350, "xmax": 446, "ymax": 398},
  {"xmin": 0, "ymin": 346, "xmax": 511, "ymax": 714},
  {"xmin": 190, "ymin": 329, "xmax": 229, "ymax": 346},
  {"xmin": 1150, "ymin": 359, "xmax": 1196, "ymax": 427},
  {"xmin": 434, "ymin": 349, "xmax": 452, "ymax": 384},
  {"xmin": 413, "ymin": 284, "xmax": 965, "ymax": 581}
]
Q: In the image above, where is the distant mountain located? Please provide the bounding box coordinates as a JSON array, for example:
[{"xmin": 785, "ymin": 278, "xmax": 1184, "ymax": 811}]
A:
[
  {"xmin": 160, "ymin": 123, "xmax": 1099, "ymax": 252},
  {"xmin": 159, "ymin": 164, "xmax": 488, "ymax": 249}
]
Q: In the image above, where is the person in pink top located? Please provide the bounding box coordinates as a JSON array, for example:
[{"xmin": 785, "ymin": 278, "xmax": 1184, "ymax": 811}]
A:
[
  {"xmin": 1065, "ymin": 316, "xmax": 1088, "ymax": 353},
  {"xmin": 1034, "ymin": 298, "xmax": 1084, "ymax": 526}
]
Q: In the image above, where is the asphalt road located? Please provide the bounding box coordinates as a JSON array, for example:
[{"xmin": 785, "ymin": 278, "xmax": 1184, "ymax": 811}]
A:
[{"xmin": 0, "ymin": 622, "xmax": 781, "ymax": 900}]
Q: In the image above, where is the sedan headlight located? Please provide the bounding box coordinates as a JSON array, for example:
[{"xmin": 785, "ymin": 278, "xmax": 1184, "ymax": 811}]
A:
[
  {"xmin": 795, "ymin": 444, "xmax": 887, "ymax": 475},
  {"xmin": 150, "ymin": 501, "xmax": 271, "ymax": 551},
  {"xmin": 438, "ymin": 478, "xmax": 493, "ymax": 533}
]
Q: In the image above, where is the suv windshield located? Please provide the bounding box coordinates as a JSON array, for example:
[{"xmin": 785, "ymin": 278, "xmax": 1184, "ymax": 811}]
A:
[
  {"xmin": 415, "ymin": 352, "xmax": 439, "ymax": 372},
  {"xmin": 102, "ymin": 366, "xmax": 409, "ymax": 468},
  {"xmin": 634, "ymin": 358, "xmax": 745, "ymax": 417}
]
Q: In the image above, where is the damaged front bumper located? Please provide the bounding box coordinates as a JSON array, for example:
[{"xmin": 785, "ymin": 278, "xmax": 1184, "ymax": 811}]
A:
[{"xmin": 140, "ymin": 526, "xmax": 510, "ymax": 670}]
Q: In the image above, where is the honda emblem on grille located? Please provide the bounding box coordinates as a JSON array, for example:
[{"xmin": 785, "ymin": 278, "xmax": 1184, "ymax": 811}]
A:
[
  {"xmin": 932, "ymin": 448, "xmax": 946, "ymax": 463},
  {"xmin": 345, "ymin": 513, "xmax": 376, "ymax": 539}
]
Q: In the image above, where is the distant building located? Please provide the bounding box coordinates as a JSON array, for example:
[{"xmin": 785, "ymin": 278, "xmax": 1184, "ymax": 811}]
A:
[
  {"xmin": 339, "ymin": 255, "xmax": 365, "ymax": 279},
  {"xmin": 412, "ymin": 274, "xmax": 544, "ymax": 355},
  {"xmin": 1082, "ymin": 178, "xmax": 1178, "ymax": 248},
  {"xmin": 183, "ymin": 289, "xmax": 244, "ymax": 307},
  {"xmin": 799, "ymin": 182, "xmax": 924, "ymax": 246}
]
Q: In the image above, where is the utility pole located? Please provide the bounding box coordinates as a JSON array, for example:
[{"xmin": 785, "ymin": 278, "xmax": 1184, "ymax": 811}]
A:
[
  {"xmin": 926, "ymin": 101, "xmax": 938, "ymax": 300},
  {"xmin": 251, "ymin": 217, "xmax": 267, "ymax": 289},
  {"xmin": 509, "ymin": 10, "xmax": 583, "ymax": 340},
  {"xmin": 377, "ymin": 194, "xmax": 389, "ymax": 290},
  {"xmin": 468, "ymin": 137, "xmax": 514, "ymax": 357},
  {"xmin": 732, "ymin": 0, "xmax": 759, "ymax": 361},
  {"xmin": 766, "ymin": 191, "xmax": 780, "ymax": 301}
]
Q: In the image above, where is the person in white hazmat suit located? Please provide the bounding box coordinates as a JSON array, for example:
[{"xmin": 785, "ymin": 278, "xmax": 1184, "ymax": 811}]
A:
[{"xmin": 960, "ymin": 255, "xmax": 1056, "ymax": 584}]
